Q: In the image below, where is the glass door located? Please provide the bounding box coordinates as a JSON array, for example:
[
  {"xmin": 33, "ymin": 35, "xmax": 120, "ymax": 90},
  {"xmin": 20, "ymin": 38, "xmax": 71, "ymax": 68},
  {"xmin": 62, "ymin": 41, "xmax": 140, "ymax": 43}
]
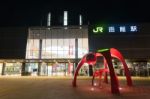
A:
[{"xmin": 40, "ymin": 62, "xmax": 48, "ymax": 76}]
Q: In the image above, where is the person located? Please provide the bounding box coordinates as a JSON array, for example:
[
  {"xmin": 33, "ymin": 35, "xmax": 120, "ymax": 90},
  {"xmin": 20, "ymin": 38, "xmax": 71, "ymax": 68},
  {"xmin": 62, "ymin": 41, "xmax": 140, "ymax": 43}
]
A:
[
  {"xmin": 135, "ymin": 66, "xmax": 139, "ymax": 76},
  {"xmin": 64, "ymin": 69, "xmax": 66, "ymax": 76},
  {"xmin": 85, "ymin": 69, "xmax": 88, "ymax": 76}
]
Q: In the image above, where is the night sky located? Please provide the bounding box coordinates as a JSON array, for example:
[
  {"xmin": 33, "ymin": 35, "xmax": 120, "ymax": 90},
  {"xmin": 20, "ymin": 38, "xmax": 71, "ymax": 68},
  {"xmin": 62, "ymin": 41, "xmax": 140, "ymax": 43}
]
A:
[
  {"xmin": 0, "ymin": 0, "xmax": 150, "ymax": 58},
  {"xmin": 0, "ymin": 0, "xmax": 150, "ymax": 26}
]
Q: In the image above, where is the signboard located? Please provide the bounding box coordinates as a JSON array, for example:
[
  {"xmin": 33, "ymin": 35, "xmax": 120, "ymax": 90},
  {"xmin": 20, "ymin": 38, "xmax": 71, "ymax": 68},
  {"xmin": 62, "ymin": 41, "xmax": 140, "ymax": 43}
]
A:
[{"xmin": 91, "ymin": 24, "xmax": 138, "ymax": 34}]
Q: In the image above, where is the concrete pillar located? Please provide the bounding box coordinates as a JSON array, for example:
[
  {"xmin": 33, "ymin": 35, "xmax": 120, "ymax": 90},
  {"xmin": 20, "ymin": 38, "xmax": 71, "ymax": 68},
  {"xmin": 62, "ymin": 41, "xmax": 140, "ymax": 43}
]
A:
[
  {"xmin": 39, "ymin": 39, "xmax": 42, "ymax": 59},
  {"xmin": 2, "ymin": 62, "xmax": 6, "ymax": 75},
  {"xmin": 38, "ymin": 62, "xmax": 41, "ymax": 76},
  {"xmin": 75, "ymin": 38, "xmax": 78, "ymax": 69},
  {"xmin": 21, "ymin": 62, "xmax": 26, "ymax": 76}
]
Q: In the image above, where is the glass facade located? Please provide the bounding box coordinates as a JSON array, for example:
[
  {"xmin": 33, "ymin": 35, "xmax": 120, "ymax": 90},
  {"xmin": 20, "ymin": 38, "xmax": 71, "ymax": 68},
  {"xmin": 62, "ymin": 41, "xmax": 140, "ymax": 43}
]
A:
[
  {"xmin": 26, "ymin": 27, "xmax": 88, "ymax": 59},
  {"xmin": 25, "ymin": 63, "xmax": 38, "ymax": 76},
  {"xmin": 0, "ymin": 63, "xmax": 2, "ymax": 75},
  {"xmin": 26, "ymin": 39, "xmax": 40, "ymax": 59},
  {"xmin": 41, "ymin": 62, "xmax": 48, "ymax": 75},
  {"xmin": 4, "ymin": 62, "xmax": 22, "ymax": 75},
  {"xmin": 25, "ymin": 26, "xmax": 88, "ymax": 76}
]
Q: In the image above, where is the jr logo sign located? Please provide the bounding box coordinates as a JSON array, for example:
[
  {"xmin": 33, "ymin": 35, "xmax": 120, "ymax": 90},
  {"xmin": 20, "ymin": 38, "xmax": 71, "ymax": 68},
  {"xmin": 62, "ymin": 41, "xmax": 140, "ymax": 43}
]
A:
[
  {"xmin": 93, "ymin": 27, "xmax": 104, "ymax": 33},
  {"xmin": 92, "ymin": 24, "xmax": 138, "ymax": 34}
]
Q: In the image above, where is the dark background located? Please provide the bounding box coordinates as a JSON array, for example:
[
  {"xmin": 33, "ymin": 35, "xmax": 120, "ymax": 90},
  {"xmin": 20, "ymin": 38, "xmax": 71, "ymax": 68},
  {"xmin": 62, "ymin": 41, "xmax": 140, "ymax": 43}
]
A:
[
  {"xmin": 0, "ymin": 0, "xmax": 150, "ymax": 26},
  {"xmin": 0, "ymin": 0, "xmax": 150, "ymax": 59}
]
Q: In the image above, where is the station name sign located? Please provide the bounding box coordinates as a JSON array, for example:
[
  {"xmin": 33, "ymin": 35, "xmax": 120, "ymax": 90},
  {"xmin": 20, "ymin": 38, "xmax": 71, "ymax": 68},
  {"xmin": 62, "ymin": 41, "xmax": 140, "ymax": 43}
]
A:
[{"xmin": 92, "ymin": 24, "xmax": 138, "ymax": 34}]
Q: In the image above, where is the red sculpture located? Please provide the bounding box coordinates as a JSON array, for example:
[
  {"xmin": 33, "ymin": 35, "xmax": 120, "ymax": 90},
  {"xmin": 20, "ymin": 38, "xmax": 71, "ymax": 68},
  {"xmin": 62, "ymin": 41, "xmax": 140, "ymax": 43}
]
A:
[
  {"xmin": 92, "ymin": 68, "xmax": 109, "ymax": 87},
  {"xmin": 72, "ymin": 48, "xmax": 133, "ymax": 94}
]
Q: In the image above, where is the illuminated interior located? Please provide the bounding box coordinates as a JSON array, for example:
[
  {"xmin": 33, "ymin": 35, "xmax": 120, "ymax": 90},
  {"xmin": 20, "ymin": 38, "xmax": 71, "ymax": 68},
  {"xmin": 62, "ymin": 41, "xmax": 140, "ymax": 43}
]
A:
[
  {"xmin": 4, "ymin": 62, "xmax": 22, "ymax": 75},
  {"xmin": 26, "ymin": 27, "xmax": 88, "ymax": 59},
  {"xmin": 25, "ymin": 27, "xmax": 88, "ymax": 76}
]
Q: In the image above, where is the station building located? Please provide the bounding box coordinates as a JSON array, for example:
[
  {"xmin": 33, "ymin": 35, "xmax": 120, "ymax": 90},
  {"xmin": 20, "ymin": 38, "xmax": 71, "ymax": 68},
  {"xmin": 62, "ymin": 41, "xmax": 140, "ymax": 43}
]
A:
[
  {"xmin": 0, "ymin": 11, "xmax": 89, "ymax": 76},
  {"xmin": 89, "ymin": 23, "xmax": 150, "ymax": 76},
  {"xmin": 0, "ymin": 11, "xmax": 150, "ymax": 76}
]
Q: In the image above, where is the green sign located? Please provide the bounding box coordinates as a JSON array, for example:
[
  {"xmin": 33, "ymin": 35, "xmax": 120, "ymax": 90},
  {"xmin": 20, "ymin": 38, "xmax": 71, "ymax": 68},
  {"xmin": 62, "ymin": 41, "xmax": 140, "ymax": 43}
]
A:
[
  {"xmin": 93, "ymin": 27, "xmax": 104, "ymax": 33},
  {"xmin": 97, "ymin": 48, "xmax": 109, "ymax": 52}
]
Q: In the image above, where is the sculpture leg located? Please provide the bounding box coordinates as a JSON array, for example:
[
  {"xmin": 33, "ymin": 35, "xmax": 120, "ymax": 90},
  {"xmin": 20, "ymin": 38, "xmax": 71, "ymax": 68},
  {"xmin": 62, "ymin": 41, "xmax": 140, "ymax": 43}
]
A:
[
  {"xmin": 122, "ymin": 61, "xmax": 133, "ymax": 86},
  {"xmin": 110, "ymin": 48, "xmax": 133, "ymax": 86},
  {"xmin": 92, "ymin": 75, "xmax": 95, "ymax": 86},
  {"xmin": 101, "ymin": 51, "xmax": 120, "ymax": 94},
  {"xmin": 72, "ymin": 57, "xmax": 86, "ymax": 87},
  {"xmin": 103, "ymin": 58, "xmax": 108, "ymax": 84}
]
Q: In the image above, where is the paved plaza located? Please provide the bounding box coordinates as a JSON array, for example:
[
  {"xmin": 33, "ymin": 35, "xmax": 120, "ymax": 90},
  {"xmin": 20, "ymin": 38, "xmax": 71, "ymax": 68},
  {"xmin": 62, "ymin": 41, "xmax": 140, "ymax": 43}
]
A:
[{"xmin": 0, "ymin": 76, "xmax": 150, "ymax": 99}]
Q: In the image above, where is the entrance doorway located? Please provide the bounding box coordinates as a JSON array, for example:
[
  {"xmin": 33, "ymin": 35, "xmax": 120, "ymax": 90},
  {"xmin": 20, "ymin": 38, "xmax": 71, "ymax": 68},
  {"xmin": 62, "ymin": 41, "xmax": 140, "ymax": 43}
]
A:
[{"xmin": 25, "ymin": 63, "xmax": 38, "ymax": 76}]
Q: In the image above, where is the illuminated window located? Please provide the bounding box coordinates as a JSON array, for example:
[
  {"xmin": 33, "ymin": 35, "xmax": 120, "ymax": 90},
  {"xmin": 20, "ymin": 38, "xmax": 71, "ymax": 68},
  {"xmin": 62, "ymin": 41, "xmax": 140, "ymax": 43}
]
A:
[
  {"xmin": 26, "ymin": 39, "xmax": 40, "ymax": 59},
  {"xmin": 5, "ymin": 63, "xmax": 22, "ymax": 75},
  {"xmin": 42, "ymin": 39, "xmax": 52, "ymax": 59},
  {"xmin": 68, "ymin": 39, "xmax": 75, "ymax": 58},
  {"xmin": 78, "ymin": 38, "xmax": 88, "ymax": 58},
  {"xmin": 26, "ymin": 28, "xmax": 88, "ymax": 59},
  {"xmin": 64, "ymin": 11, "xmax": 68, "ymax": 26},
  {"xmin": 108, "ymin": 26, "xmax": 115, "ymax": 32},
  {"xmin": 119, "ymin": 26, "xmax": 126, "ymax": 32},
  {"xmin": 57, "ymin": 39, "xmax": 64, "ymax": 58},
  {"xmin": 0, "ymin": 63, "xmax": 2, "ymax": 75},
  {"xmin": 130, "ymin": 26, "xmax": 137, "ymax": 32}
]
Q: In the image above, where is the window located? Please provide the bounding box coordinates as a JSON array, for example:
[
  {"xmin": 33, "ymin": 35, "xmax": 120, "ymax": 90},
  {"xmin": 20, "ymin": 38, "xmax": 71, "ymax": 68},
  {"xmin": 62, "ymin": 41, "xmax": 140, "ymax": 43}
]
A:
[
  {"xmin": 26, "ymin": 39, "xmax": 39, "ymax": 59},
  {"xmin": 26, "ymin": 28, "xmax": 88, "ymax": 59}
]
